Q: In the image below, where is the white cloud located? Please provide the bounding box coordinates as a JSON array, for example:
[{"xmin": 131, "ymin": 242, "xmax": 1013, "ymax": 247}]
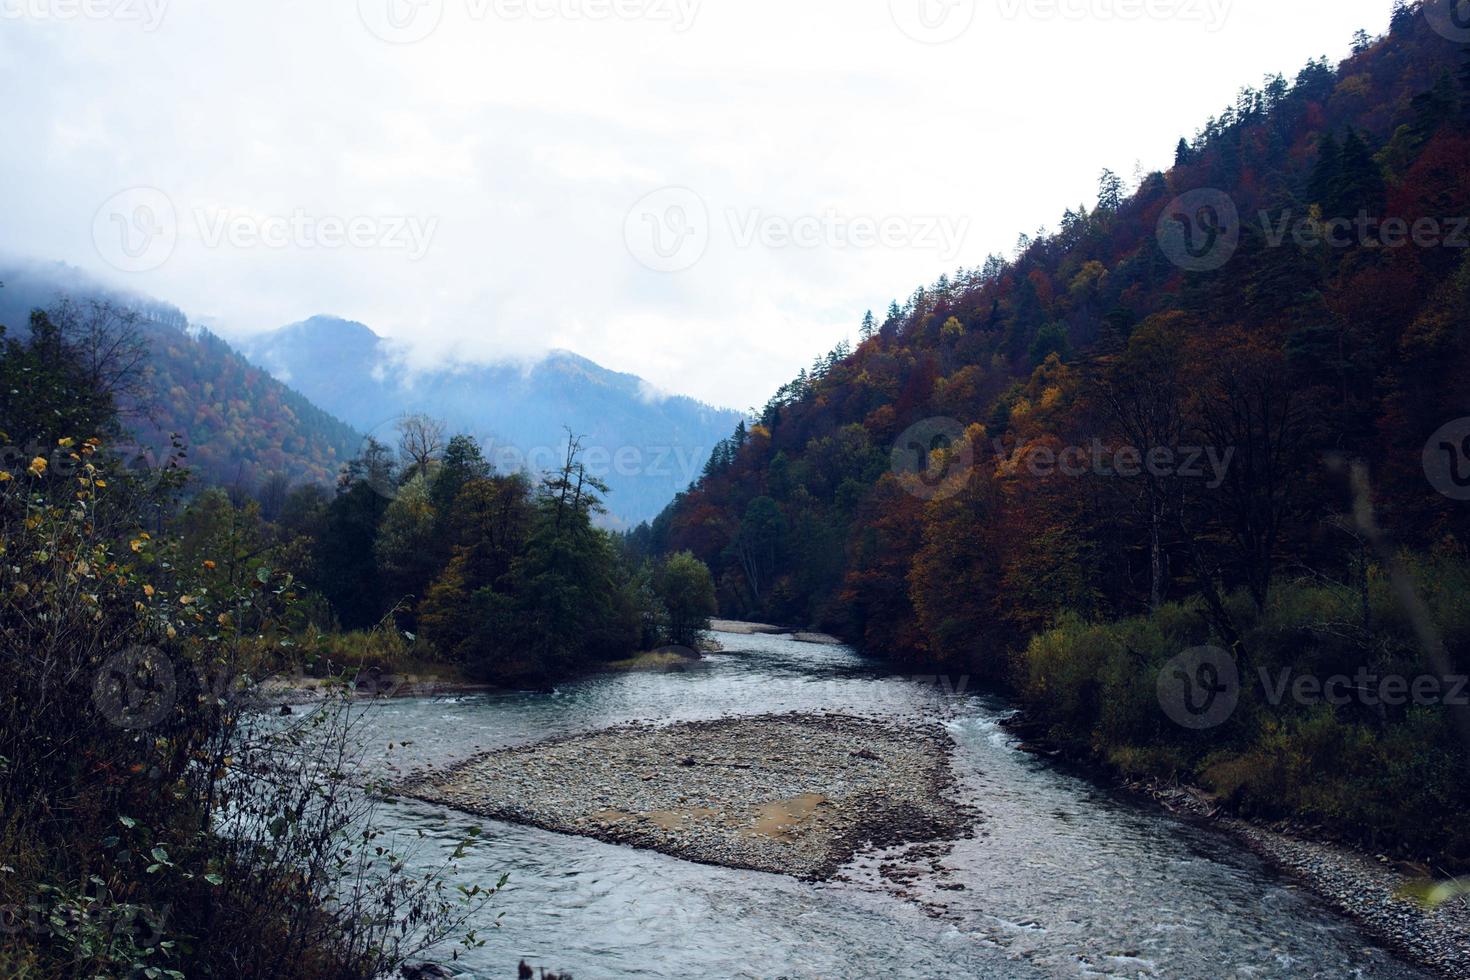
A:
[{"xmin": 0, "ymin": 0, "xmax": 1388, "ymax": 408}]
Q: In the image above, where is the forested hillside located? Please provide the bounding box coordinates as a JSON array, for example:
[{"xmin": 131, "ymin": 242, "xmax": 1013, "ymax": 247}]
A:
[
  {"xmin": 650, "ymin": 3, "xmax": 1470, "ymax": 863},
  {"xmin": 0, "ymin": 262, "xmax": 362, "ymax": 489}
]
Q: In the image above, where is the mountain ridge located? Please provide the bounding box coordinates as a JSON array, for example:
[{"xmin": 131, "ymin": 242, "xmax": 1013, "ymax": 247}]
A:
[
  {"xmin": 0, "ymin": 260, "xmax": 363, "ymax": 489},
  {"xmin": 239, "ymin": 315, "xmax": 743, "ymax": 526}
]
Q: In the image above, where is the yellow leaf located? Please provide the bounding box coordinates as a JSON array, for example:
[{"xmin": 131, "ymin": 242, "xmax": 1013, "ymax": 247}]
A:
[
  {"xmin": 57, "ymin": 438, "xmax": 74, "ymax": 448},
  {"xmin": 143, "ymin": 584, "xmax": 155, "ymax": 598},
  {"xmin": 27, "ymin": 458, "xmax": 47, "ymax": 478},
  {"xmin": 0, "ymin": 472, "xmax": 10, "ymax": 482}
]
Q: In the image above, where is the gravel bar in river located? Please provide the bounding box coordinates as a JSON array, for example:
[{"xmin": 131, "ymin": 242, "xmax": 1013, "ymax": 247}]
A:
[{"xmin": 401, "ymin": 712, "xmax": 976, "ymax": 880}]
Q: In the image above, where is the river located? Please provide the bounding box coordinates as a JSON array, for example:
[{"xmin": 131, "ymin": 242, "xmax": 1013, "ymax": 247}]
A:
[{"xmin": 357, "ymin": 627, "xmax": 1428, "ymax": 979}]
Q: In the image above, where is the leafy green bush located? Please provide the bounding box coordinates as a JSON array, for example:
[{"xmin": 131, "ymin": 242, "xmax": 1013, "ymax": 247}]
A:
[{"xmin": 1019, "ymin": 566, "xmax": 1470, "ymax": 867}]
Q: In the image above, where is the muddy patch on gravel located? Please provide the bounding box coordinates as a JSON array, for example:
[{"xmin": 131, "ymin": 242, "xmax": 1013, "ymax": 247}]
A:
[{"xmin": 400, "ymin": 712, "xmax": 976, "ymax": 880}]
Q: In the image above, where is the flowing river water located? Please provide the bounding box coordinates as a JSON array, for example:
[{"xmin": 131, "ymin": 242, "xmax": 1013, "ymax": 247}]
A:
[{"xmin": 358, "ymin": 627, "xmax": 1429, "ymax": 979}]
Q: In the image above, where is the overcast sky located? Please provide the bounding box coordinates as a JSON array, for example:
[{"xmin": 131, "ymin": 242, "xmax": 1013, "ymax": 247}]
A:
[{"xmin": 0, "ymin": 0, "xmax": 1395, "ymax": 410}]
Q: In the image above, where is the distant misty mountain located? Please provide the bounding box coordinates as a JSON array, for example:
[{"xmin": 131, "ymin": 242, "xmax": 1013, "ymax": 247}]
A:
[
  {"xmin": 239, "ymin": 316, "xmax": 742, "ymax": 527},
  {"xmin": 0, "ymin": 260, "xmax": 361, "ymax": 489}
]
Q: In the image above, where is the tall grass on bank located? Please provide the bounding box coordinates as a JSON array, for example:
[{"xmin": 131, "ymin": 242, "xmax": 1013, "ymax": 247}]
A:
[
  {"xmin": 252, "ymin": 621, "xmax": 469, "ymax": 686},
  {"xmin": 1017, "ymin": 553, "xmax": 1470, "ymax": 868}
]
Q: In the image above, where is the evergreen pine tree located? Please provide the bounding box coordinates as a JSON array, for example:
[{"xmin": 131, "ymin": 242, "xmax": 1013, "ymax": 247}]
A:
[
  {"xmin": 1333, "ymin": 128, "xmax": 1386, "ymax": 217},
  {"xmin": 1309, "ymin": 131, "xmax": 1341, "ymax": 210},
  {"xmin": 1390, "ymin": 0, "xmax": 1413, "ymax": 33},
  {"xmin": 1461, "ymin": 48, "xmax": 1470, "ymax": 121},
  {"xmin": 1098, "ymin": 169, "xmax": 1124, "ymax": 212}
]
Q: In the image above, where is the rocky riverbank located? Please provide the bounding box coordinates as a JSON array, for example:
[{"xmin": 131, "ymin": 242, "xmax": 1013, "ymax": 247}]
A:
[
  {"xmin": 400, "ymin": 712, "xmax": 976, "ymax": 881},
  {"xmin": 1004, "ymin": 715, "xmax": 1470, "ymax": 978},
  {"xmin": 255, "ymin": 673, "xmax": 493, "ymax": 706},
  {"xmin": 1223, "ymin": 820, "xmax": 1470, "ymax": 978},
  {"xmin": 1120, "ymin": 778, "xmax": 1470, "ymax": 977},
  {"xmin": 707, "ymin": 619, "xmax": 790, "ymax": 635}
]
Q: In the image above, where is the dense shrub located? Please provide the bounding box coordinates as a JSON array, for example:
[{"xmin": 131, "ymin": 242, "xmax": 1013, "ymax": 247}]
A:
[
  {"xmin": 0, "ymin": 441, "xmax": 492, "ymax": 978},
  {"xmin": 1017, "ymin": 563, "xmax": 1470, "ymax": 866}
]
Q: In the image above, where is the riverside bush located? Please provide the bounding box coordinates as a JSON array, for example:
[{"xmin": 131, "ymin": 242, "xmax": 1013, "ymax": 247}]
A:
[
  {"xmin": 1017, "ymin": 562, "xmax": 1470, "ymax": 866},
  {"xmin": 0, "ymin": 442, "xmax": 494, "ymax": 978}
]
